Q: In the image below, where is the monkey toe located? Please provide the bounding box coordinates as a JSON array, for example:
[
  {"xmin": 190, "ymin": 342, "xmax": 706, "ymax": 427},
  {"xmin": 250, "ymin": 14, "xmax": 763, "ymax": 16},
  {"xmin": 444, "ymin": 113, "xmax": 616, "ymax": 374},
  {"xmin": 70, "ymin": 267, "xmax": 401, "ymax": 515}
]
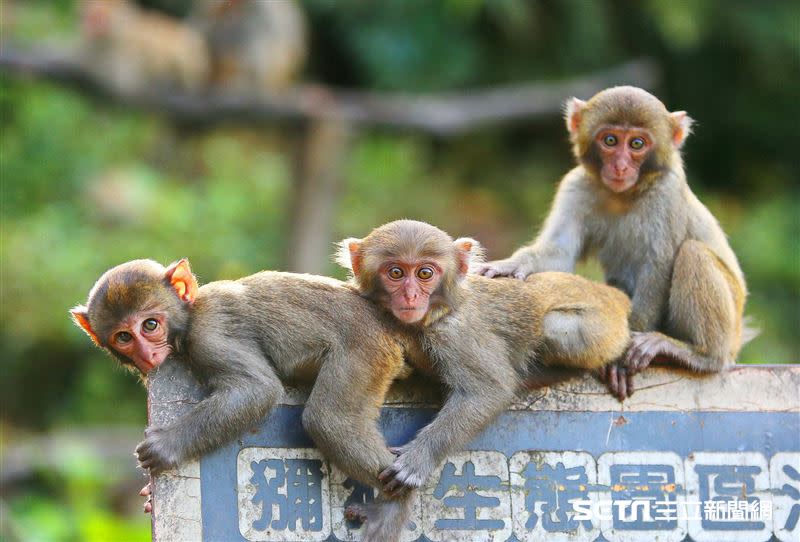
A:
[
  {"xmin": 605, "ymin": 364, "xmax": 630, "ymax": 402},
  {"xmin": 344, "ymin": 504, "xmax": 368, "ymax": 523},
  {"xmin": 624, "ymin": 334, "xmax": 659, "ymax": 374}
]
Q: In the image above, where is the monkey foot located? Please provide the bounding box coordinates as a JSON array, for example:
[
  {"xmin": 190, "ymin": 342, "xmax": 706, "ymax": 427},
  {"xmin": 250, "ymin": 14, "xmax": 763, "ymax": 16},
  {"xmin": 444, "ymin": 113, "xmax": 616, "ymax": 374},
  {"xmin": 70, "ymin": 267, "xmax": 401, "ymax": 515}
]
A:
[
  {"xmin": 344, "ymin": 504, "xmax": 369, "ymax": 524},
  {"xmin": 624, "ymin": 331, "xmax": 674, "ymax": 373},
  {"xmin": 604, "ymin": 331, "xmax": 677, "ymax": 400}
]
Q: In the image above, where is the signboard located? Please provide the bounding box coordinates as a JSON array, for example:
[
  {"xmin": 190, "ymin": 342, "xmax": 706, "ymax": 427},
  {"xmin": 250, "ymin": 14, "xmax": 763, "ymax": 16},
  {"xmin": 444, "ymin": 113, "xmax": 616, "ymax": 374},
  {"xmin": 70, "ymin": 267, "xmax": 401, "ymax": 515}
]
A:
[{"xmin": 149, "ymin": 362, "xmax": 800, "ymax": 542}]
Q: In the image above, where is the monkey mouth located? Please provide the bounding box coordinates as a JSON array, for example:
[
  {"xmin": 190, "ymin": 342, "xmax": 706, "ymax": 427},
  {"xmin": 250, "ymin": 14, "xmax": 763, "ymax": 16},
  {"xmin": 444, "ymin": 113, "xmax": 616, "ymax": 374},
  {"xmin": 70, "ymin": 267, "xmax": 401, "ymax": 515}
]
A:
[
  {"xmin": 605, "ymin": 177, "xmax": 635, "ymax": 193},
  {"xmin": 394, "ymin": 306, "xmax": 427, "ymax": 323}
]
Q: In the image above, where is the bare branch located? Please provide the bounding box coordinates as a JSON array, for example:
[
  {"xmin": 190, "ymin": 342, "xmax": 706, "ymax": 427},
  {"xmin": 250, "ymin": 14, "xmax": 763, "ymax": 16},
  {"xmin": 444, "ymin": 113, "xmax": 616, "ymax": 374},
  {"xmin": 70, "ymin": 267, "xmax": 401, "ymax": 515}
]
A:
[{"xmin": 0, "ymin": 46, "xmax": 660, "ymax": 135}]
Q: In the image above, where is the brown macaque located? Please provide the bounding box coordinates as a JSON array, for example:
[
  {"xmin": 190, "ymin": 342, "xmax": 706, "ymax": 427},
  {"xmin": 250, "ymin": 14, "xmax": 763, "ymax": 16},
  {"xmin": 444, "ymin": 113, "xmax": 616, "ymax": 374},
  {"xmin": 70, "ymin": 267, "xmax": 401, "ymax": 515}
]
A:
[
  {"xmin": 477, "ymin": 86, "xmax": 754, "ymax": 400},
  {"xmin": 72, "ymin": 259, "xmax": 416, "ymax": 542},
  {"xmin": 192, "ymin": 0, "xmax": 307, "ymax": 93},
  {"xmin": 337, "ymin": 220, "xmax": 630, "ymax": 533},
  {"xmin": 80, "ymin": 0, "xmax": 210, "ymax": 95}
]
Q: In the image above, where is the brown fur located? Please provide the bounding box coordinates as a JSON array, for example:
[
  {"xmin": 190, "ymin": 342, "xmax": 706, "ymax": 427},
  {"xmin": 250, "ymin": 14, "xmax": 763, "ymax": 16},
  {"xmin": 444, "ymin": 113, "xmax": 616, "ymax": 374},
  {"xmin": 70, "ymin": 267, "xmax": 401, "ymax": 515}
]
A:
[
  {"xmin": 72, "ymin": 259, "xmax": 422, "ymax": 542},
  {"xmin": 338, "ymin": 220, "xmax": 630, "ymax": 536},
  {"xmin": 478, "ymin": 86, "xmax": 753, "ymax": 400}
]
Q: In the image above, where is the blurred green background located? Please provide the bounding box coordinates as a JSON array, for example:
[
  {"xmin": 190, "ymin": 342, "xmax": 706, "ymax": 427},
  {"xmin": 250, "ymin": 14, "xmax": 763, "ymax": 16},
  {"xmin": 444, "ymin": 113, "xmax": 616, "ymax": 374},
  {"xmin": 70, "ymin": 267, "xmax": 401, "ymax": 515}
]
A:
[{"xmin": 1, "ymin": 1, "xmax": 798, "ymax": 540}]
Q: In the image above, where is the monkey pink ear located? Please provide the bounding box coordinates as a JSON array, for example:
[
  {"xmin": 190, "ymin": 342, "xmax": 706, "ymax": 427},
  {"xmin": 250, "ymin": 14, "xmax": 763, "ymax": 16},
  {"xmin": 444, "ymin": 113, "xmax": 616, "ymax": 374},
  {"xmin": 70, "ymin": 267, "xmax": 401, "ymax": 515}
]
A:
[
  {"xmin": 565, "ymin": 98, "xmax": 587, "ymax": 134},
  {"xmin": 670, "ymin": 111, "xmax": 694, "ymax": 148},
  {"xmin": 71, "ymin": 306, "xmax": 101, "ymax": 346},
  {"xmin": 335, "ymin": 238, "xmax": 363, "ymax": 277},
  {"xmin": 453, "ymin": 237, "xmax": 482, "ymax": 277},
  {"xmin": 165, "ymin": 258, "xmax": 198, "ymax": 303}
]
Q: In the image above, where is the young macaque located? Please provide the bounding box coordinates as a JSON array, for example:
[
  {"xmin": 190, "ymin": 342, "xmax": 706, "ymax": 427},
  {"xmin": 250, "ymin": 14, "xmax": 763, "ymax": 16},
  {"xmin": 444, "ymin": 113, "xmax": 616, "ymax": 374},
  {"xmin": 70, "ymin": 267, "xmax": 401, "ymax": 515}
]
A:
[
  {"xmin": 80, "ymin": 0, "xmax": 210, "ymax": 95},
  {"xmin": 72, "ymin": 259, "xmax": 415, "ymax": 542},
  {"xmin": 477, "ymin": 86, "xmax": 754, "ymax": 400},
  {"xmin": 337, "ymin": 219, "xmax": 631, "ymax": 531},
  {"xmin": 192, "ymin": 0, "xmax": 307, "ymax": 93}
]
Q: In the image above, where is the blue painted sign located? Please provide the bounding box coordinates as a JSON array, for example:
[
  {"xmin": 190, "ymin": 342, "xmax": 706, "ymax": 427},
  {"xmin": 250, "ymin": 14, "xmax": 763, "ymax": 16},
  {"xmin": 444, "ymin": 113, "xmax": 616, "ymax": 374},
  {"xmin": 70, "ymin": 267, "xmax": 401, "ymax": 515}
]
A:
[{"xmin": 197, "ymin": 406, "xmax": 800, "ymax": 542}]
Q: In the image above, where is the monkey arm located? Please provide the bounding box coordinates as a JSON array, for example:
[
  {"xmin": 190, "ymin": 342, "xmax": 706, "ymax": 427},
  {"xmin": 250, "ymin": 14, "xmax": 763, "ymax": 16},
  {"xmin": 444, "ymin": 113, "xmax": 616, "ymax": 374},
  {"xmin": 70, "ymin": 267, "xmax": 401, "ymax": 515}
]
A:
[
  {"xmin": 302, "ymin": 351, "xmax": 398, "ymax": 489},
  {"xmin": 478, "ymin": 176, "xmax": 586, "ymax": 278},
  {"xmin": 137, "ymin": 345, "xmax": 284, "ymax": 474},
  {"xmin": 380, "ymin": 345, "xmax": 519, "ymax": 496}
]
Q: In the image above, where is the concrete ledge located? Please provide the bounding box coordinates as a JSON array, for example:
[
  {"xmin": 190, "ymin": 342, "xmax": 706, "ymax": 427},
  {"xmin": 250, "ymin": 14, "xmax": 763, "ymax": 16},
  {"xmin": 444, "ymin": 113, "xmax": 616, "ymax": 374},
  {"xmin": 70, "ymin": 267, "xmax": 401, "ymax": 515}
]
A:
[{"xmin": 149, "ymin": 361, "xmax": 800, "ymax": 542}]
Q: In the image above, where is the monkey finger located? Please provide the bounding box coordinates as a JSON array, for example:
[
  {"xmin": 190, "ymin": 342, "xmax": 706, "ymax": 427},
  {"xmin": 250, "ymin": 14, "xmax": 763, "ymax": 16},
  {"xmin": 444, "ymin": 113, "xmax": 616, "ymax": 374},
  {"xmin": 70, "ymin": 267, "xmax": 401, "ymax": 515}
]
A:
[
  {"xmin": 607, "ymin": 364, "xmax": 619, "ymax": 397},
  {"xmin": 378, "ymin": 466, "xmax": 396, "ymax": 483},
  {"xmin": 616, "ymin": 367, "xmax": 628, "ymax": 400},
  {"xmin": 387, "ymin": 484, "xmax": 410, "ymax": 499},
  {"xmin": 388, "ymin": 447, "xmax": 404, "ymax": 457},
  {"xmin": 139, "ymin": 483, "xmax": 151, "ymax": 497},
  {"xmin": 382, "ymin": 477, "xmax": 404, "ymax": 496},
  {"xmin": 626, "ymin": 370, "xmax": 635, "ymax": 397},
  {"xmin": 512, "ymin": 272, "xmax": 527, "ymax": 280},
  {"xmin": 144, "ymin": 500, "xmax": 152, "ymax": 514}
]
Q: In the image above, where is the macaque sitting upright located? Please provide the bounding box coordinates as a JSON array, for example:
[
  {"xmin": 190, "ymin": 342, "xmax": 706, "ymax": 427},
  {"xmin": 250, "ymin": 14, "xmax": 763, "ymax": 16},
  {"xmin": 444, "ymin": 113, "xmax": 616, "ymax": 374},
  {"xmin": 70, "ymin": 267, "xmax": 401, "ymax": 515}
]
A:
[
  {"xmin": 72, "ymin": 258, "xmax": 419, "ymax": 542},
  {"xmin": 80, "ymin": 0, "xmax": 210, "ymax": 95},
  {"xmin": 477, "ymin": 86, "xmax": 755, "ymax": 400}
]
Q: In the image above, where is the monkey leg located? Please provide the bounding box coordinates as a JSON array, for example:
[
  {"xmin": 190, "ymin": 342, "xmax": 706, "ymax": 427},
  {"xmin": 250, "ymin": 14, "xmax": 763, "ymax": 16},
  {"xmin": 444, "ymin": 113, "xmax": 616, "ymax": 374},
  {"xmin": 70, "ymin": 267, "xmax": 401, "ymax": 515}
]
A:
[
  {"xmin": 609, "ymin": 240, "xmax": 744, "ymax": 399},
  {"xmin": 631, "ymin": 240, "xmax": 742, "ymax": 372}
]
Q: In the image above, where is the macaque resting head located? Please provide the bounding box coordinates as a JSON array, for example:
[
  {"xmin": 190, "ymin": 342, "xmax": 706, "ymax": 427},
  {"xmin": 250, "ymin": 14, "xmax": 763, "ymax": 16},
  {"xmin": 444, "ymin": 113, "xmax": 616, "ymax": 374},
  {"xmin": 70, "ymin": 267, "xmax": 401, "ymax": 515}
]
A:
[
  {"xmin": 338, "ymin": 220, "xmax": 480, "ymax": 325},
  {"xmin": 70, "ymin": 259, "xmax": 197, "ymax": 374}
]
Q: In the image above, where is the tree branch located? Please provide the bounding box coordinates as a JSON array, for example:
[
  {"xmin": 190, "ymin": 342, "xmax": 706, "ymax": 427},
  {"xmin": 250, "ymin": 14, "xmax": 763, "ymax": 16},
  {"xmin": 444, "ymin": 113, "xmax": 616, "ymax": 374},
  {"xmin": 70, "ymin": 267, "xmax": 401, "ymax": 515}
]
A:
[{"xmin": 0, "ymin": 46, "xmax": 659, "ymax": 136}]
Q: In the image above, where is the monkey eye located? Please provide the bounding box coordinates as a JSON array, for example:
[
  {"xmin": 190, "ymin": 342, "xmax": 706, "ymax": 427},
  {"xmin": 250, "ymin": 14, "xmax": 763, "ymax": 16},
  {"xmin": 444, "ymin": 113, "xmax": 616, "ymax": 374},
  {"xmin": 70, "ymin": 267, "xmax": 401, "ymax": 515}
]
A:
[
  {"xmin": 416, "ymin": 267, "xmax": 434, "ymax": 280},
  {"xmin": 142, "ymin": 318, "xmax": 159, "ymax": 332},
  {"xmin": 387, "ymin": 267, "xmax": 404, "ymax": 280},
  {"xmin": 115, "ymin": 331, "xmax": 133, "ymax": 344},
  {"xmin": 603, "ymin": 134, "xmax": 618, "ymax": 146},
  {"xmin": 630, "ymin": 137, "xmax": 645, "ymax": 150}
]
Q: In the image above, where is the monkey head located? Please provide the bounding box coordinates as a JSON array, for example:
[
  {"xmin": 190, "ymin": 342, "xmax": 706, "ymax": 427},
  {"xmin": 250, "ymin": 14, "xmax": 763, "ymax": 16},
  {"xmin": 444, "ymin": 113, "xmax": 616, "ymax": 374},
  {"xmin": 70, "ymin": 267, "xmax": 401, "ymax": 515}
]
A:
[
  {"xmin": 71, "ymin": 258, "xmax": 197, "ymax": 375},
  {"xmin": 565, "ymin": 86, "xmax": 693, "ymax": 194},
  {"xmin": 338, "ymin": 220, "xmax": 480, "ymax": 326}
]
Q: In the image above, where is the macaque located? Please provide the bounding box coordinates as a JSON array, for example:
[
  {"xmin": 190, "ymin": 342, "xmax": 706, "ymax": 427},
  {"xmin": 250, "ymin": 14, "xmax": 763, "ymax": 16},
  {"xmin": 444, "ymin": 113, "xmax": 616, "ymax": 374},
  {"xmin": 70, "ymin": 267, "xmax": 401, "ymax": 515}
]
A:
[
  {"xmin": 72, "ymin": 259, "xmax": 416, "ymax": 542},
  {"xmin": 477, "ymin": 86, "xmax": 754, "ymax": 400},
  {"xmin": 192, "ymin": 0, "xmax": 307, "ymax": 93},
  {"xmin": 337, "ymin": 220, "xmax": 630, "ymax": 531},
  {"xmin": 80, "ymin": 0, "xmax": 210, "ymax": 94}
]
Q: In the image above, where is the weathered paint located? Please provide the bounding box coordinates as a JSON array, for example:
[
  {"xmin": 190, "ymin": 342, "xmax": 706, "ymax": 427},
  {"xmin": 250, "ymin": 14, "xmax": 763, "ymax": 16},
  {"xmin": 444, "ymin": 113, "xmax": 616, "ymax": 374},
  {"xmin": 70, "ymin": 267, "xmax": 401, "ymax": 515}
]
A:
[{"xmin": 149, "ymin": 361, "xmax": 800, "ymax": 542}]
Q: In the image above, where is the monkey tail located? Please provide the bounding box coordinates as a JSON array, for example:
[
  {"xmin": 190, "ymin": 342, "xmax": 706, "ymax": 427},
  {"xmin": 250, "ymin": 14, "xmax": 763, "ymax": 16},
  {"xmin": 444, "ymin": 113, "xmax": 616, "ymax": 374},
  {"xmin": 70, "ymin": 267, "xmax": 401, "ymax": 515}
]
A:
[
  {"xmin": 741, "ymin": 315, "xmax": 760, "ymax": 346},
  {"xmin": 359, "ymin": 492, "xmax": 414, "ymax": 542}
]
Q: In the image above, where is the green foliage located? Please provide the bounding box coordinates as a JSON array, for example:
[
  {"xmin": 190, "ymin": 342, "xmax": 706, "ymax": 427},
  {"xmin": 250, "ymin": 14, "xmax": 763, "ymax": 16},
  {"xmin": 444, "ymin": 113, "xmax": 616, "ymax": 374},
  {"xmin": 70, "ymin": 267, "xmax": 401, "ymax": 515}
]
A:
[{"xmin": 1, "ymin": 0, "xmax": 798, "ymax": 537}]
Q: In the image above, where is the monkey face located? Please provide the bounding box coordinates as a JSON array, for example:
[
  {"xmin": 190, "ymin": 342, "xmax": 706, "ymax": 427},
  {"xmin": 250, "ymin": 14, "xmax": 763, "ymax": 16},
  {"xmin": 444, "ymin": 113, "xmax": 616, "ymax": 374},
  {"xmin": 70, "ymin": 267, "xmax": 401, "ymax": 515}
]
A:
[
  {"xmin": 108, "ymin": 311, "xmax": 172, "ymax": 374},
  {"xmin": 378, "ymin": 261, "xmax": 443, "ymax": 324},
  {"xmin": 593, "ymin": 126, "xmax": 653, "ymax": 193},
  {"xmin": 72, "ymin": 258, "xmax": 197, "ymax": 376}
]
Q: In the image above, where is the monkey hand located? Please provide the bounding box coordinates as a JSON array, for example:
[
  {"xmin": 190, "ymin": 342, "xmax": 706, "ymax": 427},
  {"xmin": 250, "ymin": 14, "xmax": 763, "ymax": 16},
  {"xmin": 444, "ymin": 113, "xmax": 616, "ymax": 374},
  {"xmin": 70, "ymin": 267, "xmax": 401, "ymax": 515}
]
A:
[
  {"xmin": 378, "ymin": 447, "xmax": 433, "ymax": 498},
  {"xmin": 135, "ymin": 426, "xmax": 181, "ymax": 475},
  {"xmin": 140, "ymin": 481, "xmax": 153, "ymax": 513},
  {"xmin": 475, "ymin": 258, "xmax": 531, "ymax": 280}
]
